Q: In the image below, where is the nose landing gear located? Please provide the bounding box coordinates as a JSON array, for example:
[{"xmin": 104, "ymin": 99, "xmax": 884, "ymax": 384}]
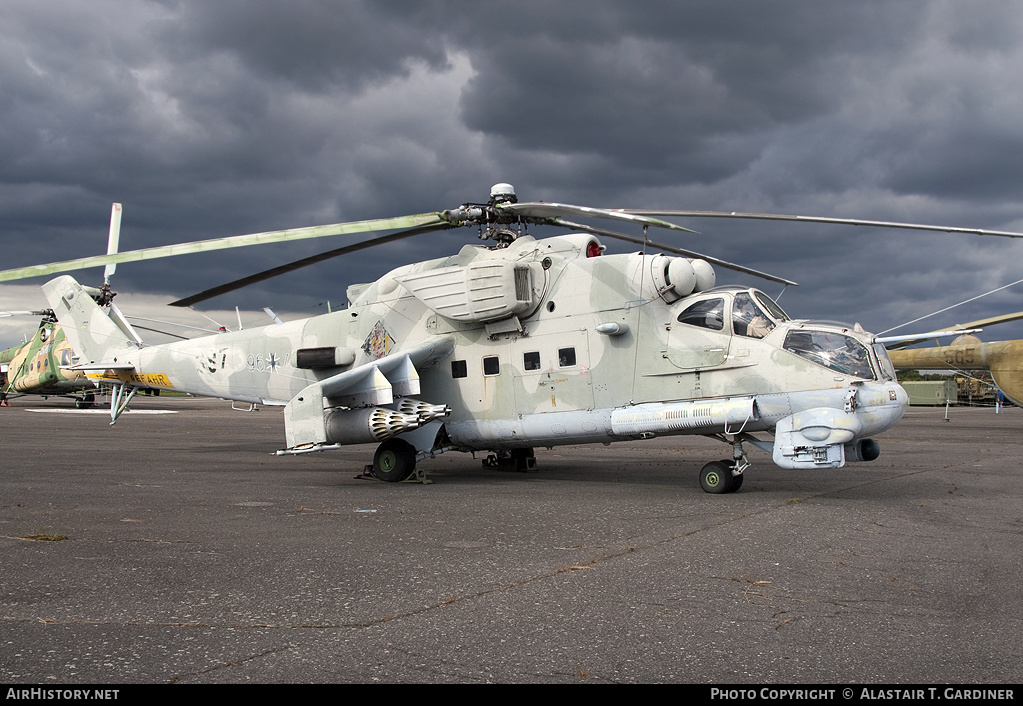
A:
[{"xmin": 699, "ymin": 436, "xmax": 751, "ymax": 493}]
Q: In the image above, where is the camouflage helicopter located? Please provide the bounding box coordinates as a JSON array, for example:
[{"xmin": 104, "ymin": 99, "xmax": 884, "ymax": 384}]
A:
[
  {"xmin": 0, "ymin": 204, "xmax": 126, "ymax": 408},
  {"xmin": 0, "ymin": 314, "xmax": 95, "ymax": 407},
  {"xmin": 883, "ymin": 311, "xmax": 1023, "ymax": 406},
  {"xmin": 3, "ymin": 185, "xmax": 1021, "ymax": 492}
]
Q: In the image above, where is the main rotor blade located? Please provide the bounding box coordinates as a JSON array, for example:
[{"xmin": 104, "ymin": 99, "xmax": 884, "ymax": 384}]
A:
[
  {"xmin": 0, "ymin": 212, "xmax": 449, "ymax": 283},
  {"xmin": 500, "ymin": 202, "xmax": 698, "ymax": 234},
  {"xmin": 550, "ymin": 218, "xmax": 798, "ymax": 286},
  {"xmin": 618, "ymin": 210, "xmax": 1023, "ymax": 239},
  {"xmin": 879, "ymin": 329, "xmax": 983, "ymax": 347},
  {"xmin": 170, "ymin": 222, "xmax": 457, "ymax": 307},
  {"xmin": 954, "ymin": 310, "xmax": 1023, "ymax": 330},
  {"xmin": 883, "ymin": 311, "xmax": 1023, "ymax": 349},
  {"xmin": 0, "ymin": 310, "xmax": 51, "ymax": 318}
]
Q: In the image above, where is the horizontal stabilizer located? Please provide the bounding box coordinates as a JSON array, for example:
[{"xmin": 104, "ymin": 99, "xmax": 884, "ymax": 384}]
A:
[{"xmin": 65, "ymin": 362, "xmax": 136, "ymax": 372}]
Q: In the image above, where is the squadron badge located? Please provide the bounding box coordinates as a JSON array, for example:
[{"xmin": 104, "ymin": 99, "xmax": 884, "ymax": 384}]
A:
[{"xmin": 362, "ymin": 321, "xmax": 394, "ymax": 360}]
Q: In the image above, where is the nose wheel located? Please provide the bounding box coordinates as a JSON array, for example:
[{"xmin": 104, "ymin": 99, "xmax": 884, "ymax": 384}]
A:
[{"xmin": 699, "ymin": 459, "xmax": 744, "ymax": 494}]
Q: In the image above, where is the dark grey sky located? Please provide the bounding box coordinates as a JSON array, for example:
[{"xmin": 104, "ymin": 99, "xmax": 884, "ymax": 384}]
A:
[{"xmin": 4, "ymin": 1, "xmax": 1023, "ymax": 345}]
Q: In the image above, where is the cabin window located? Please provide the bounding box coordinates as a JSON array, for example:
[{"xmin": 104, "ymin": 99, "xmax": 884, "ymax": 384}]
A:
[
  {"xmin": 451, "ymin": 360, "xmax": 467, "ymax": 379},
  {"xmin": 483, "ymin": 356, "xmax": 501, "ymax": 376},
  {"xmin": 677, "ymin": 298, "xmax": 725, "ymax": 331},
  {"xmin": 61, "ymin": 350, "xmax": 72, "ymax": 366},
  {"xmin": 523, "ymin": 351, "xmax": 541, "ymax": 371},
  {"xmin": 732, "ymin": 292, "xmax": 775, "ymax": 338},
  {"xmin": 558, "ymin": 347, "xmax": 576, "ymax": 367}
]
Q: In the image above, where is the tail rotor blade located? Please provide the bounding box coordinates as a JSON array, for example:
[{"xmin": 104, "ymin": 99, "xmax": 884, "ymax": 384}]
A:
[{"xmin": 103, "ymin": 203, "xmax": 122, "ymax": 285}]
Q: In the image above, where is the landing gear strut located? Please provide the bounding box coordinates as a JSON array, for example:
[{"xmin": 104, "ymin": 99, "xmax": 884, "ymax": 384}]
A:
[{"xmin": 482, "ymin": 447, "xmax": 537, "ymax": 472}]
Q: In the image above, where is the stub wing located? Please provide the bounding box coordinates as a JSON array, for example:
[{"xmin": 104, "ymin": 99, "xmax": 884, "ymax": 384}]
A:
[{"xmin": 282, "ymin": 336, "xmax": 455, "ymax": 450}]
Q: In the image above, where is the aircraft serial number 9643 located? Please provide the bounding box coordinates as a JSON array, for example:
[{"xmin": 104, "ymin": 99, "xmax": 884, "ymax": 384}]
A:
[{"xmin": 246, "ymin": 352, "xmax": 289, "ymax": 373}]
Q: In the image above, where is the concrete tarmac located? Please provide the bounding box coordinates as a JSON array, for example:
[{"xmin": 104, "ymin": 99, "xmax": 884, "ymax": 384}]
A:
[{"xmin": 1, "ymin": 396, "xmax": 1020, "ymax": 684}]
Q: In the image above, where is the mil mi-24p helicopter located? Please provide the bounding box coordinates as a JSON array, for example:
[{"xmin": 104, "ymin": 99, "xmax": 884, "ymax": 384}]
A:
[{"xmin": 4, "ymin": 184, "xmax": 1022, "ymax": 492}]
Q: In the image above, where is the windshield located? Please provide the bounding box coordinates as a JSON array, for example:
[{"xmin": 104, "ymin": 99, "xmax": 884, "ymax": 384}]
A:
[
  {"xmin": 754, "ymin": 291, "xmax": 789, "ymax": 322},
  {"xmin": 783, "ymin": 329, "xmax": 875, "ymax": 379},
  {"xmin": 872, "ymin": 343, "xmax": 897, "ymax": 381}
]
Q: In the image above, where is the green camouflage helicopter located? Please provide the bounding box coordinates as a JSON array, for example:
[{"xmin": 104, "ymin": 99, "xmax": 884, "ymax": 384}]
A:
[
  {"xmin": 1, "ymin": 204, "xmax": 125, "ymax": 408},
  {"xmin": 0, "ymin": 315, "xmax": 95, "ymax": 407}
]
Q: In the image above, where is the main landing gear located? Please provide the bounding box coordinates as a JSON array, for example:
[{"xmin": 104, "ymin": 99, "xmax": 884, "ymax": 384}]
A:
[
  {"xmin": 372, "ymin": 438, "xmax": 418, "ymax": 482},
  {"xmin": 699, "ymin": 460, "xmax": 744, "ymax": 494},
  {"xmin": 482, "ymin": 447, "xmax": 537, "ymax": 473}
]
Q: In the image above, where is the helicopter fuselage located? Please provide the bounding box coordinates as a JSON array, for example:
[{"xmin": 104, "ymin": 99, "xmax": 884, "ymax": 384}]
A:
[
  {"xmin": 1, "ymin": 322, "xmax": 91, "ymax": 398},
  {"xmin": 44, "ymin": 232, "xmax": 907, "ymax": 477}
]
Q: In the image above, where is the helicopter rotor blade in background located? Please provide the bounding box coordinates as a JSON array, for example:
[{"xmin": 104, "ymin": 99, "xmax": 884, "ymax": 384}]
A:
[
  {"xmin": 618, "ymin": 210, "xmax": 1023, "ymax": 239},
  {"xmin": 549, "ymin": 218, "xmax": 798, "ymax": 287},
  {"xmin": 0, "ymin": 212, "xmax": 450, "ymax": 283},
  {"xmin": 882, "ymin": 311, "xmax": 1023, "ymax": 349},
  {"xmin": 170, "ymin": 222, "xmax": 458, "ymax": 307},
  {"xmin": 0, "ymin": 310, "xmax": 52, "ymax": 318}
]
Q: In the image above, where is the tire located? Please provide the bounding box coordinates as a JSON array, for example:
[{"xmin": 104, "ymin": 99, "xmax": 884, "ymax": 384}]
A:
[
  {"xmin": 373, "ymin": 438, "xmax": 417, "ymax": 482},
  {"xmin": 700, "ymin": 460, "xmax": 736, "ymax": 494}
]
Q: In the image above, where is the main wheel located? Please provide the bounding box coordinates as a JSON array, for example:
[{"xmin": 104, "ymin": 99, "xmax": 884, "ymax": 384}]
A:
[
  {"xmin": 700, "ymin": 460, "xmax": 737, "ymax": 494},
  {"xmin": 373, "ymin": 438, "xmax": 417, "ymax": 482}
]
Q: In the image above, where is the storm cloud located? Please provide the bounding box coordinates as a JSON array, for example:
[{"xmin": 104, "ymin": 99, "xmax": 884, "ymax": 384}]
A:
[{"xmin": 3, "ymin": 0, "xmax": 1023, "ymax": 345}]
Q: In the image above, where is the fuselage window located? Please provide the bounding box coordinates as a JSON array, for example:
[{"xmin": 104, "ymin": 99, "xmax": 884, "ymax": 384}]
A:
[
  {"xmin": 523, "ymin": 351, "xmax": 541, "ymax": 371},
  {"xmin": 676, "ymin": 298, "xmax": 725, "ymax": 331},
  {"xmin": 451, "ymin": 360, "xmax": 468, "ymax": 379},
  {"xmin": 558, "ymin": 347, "xmax": 576, "ymax": 367},
  {"xmin": 483, "ymin": 356, "xmax": 501, "ymax": 376}
]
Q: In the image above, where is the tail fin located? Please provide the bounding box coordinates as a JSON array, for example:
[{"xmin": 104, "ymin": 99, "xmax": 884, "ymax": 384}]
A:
[{"xmin": 41, "ymin": 276, "xmax": 138, "ymax": 366}]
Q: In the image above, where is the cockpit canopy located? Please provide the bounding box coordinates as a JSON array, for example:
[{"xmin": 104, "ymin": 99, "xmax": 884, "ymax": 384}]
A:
[
  {"xmin": 674, "ymin": 287, "xmax": 894, "ymax": 381},
  {"xmin": 675, "ymin": 287, "xmax": 790, "ymax": 338}
]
